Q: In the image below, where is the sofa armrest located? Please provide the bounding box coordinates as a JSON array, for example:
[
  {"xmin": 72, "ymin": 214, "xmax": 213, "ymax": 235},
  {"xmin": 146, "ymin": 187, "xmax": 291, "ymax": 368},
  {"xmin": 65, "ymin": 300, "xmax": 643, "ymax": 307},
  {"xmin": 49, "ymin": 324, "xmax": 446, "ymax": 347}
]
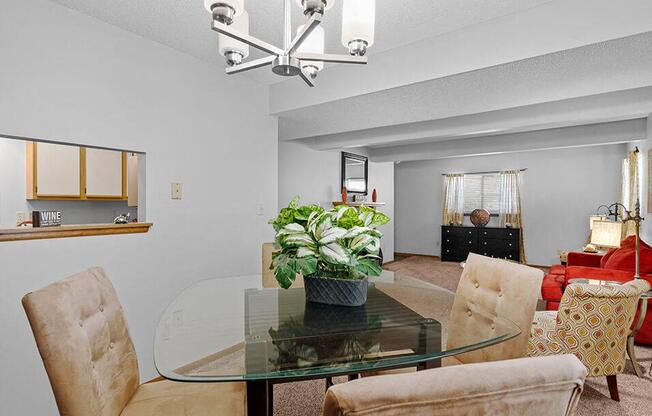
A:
[{"xmin": 567, "ymin": 251, "xmax": 604, "ymax": 268}]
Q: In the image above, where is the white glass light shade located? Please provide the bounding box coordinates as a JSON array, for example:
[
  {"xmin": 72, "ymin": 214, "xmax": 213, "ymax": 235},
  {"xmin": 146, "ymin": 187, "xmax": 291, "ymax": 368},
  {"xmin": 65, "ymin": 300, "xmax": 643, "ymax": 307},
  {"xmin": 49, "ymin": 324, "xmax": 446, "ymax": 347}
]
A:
[
  {"xmin": 341, "ymin": 0, "xmax": 375, "ymax": 48},
  {"xmin": 295, "ymin": 0, "xmax": 335, "ymax": 12},
  {"xmin": 590, "ymin": 220, "xmax": 623, "ymax": 248},
  {"xmin": 219, "ymin": 11, "xmax": 250, "ymax": 59},
  {"xmin": 297, "ymin": 24, "xmax": 324, "ymax": 71},
  {"xmin": 204, "ymin": 0, "xmax": 245, "ymax": 17}
]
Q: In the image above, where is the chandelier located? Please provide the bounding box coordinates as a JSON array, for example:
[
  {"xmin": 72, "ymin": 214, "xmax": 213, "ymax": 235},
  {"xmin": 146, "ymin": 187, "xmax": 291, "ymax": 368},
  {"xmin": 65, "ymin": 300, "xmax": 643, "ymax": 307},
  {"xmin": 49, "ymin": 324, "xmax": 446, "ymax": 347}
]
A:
[{"xmin": 204, "ymin": 0, "xmax": 376, "ymax": 87}]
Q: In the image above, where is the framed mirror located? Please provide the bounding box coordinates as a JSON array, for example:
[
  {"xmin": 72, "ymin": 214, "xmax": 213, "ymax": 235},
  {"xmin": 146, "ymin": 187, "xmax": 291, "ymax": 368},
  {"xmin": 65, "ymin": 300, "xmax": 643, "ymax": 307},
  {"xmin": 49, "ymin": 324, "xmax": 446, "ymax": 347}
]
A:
[{"xmin": 341, "ymin": 152, "xmax": 368, "ymax": 195}]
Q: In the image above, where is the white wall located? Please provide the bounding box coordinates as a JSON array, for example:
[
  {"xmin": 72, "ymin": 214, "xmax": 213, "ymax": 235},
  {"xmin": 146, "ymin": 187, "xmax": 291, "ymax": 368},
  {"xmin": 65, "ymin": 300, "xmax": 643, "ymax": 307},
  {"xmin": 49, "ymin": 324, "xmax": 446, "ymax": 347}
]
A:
[
  {"xmin": 395, "ymin": 144, "xmax": 626, "ymax": 265},
  {"xmin": 0, "ymin": 1, "xmax": 277, "ymax": 415},
  {"xmin": 278, "ymin": 142, "xmax": 394, "ymax": 262}
]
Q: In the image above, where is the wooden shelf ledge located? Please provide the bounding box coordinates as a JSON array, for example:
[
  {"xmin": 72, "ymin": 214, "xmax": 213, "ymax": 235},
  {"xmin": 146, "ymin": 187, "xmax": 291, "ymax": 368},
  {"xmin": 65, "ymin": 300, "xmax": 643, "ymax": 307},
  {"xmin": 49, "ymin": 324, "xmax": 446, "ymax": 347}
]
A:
[
  {"xmin": 332, "ymin": 201, "xmax": 386, "ymax": 207},
  {"xmin": 0, "ymin": 223, "xmax": 153, "ymax": 242}
]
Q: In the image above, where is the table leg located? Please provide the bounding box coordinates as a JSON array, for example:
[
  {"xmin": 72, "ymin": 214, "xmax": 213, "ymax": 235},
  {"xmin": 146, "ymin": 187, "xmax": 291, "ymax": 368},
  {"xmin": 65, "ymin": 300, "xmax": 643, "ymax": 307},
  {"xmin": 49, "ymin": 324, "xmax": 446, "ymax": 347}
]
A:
[
  {"xmin": 247, "ymin": 380, "xmax": 272, "ymax": 416},
  {"xmin": 417, "ymin": 319, "xmax": 442, "ymax": 370},
  {"xmin": 627, "ymin": 298, "xmax": 647, "ymax": 378}
]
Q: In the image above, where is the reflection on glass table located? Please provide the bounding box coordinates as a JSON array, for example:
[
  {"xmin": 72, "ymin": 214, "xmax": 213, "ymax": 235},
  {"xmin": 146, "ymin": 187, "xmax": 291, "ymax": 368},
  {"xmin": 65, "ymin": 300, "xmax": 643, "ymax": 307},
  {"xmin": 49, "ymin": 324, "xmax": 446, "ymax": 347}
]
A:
[{"xmin": 154, "ymin": 271, "xmax": 519, "ymax": 416}]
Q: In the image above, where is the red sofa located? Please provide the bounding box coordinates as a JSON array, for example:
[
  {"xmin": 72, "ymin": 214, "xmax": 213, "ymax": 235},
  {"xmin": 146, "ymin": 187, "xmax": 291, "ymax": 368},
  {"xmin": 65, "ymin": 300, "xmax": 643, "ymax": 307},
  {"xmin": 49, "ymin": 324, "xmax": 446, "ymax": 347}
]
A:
[{"xmin": 541, "ymin": 235, "xmax": 652, "ymax": 345}]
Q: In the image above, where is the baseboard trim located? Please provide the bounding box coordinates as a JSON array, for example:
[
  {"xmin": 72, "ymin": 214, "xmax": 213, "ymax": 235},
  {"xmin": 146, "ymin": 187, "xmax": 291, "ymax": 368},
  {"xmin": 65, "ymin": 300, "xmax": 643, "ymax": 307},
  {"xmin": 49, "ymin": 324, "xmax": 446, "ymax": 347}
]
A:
[{"xmin": 394, "ymin": 252, "xmax": 441, "ymax": 259}]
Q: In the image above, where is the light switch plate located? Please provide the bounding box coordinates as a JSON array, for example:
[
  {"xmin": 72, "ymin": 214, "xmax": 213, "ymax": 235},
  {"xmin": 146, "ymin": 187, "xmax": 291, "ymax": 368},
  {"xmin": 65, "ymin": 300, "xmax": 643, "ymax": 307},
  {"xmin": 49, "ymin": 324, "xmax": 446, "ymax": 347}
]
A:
[
  {"xmin": 171, "ymin": 183, "xmax": 182, "ymax": 200},
  {"xmin": 255, "ymin": 204, "xmax": 265, "ymax": 216}
]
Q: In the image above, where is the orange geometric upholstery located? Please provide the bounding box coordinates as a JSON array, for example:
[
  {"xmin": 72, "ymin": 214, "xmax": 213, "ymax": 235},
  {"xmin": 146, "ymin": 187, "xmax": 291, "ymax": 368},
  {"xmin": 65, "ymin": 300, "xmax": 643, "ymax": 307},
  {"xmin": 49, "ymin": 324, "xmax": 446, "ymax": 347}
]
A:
[{"xmin": 528, "ymin": 280, "xmax": 650, "ymax": 377}]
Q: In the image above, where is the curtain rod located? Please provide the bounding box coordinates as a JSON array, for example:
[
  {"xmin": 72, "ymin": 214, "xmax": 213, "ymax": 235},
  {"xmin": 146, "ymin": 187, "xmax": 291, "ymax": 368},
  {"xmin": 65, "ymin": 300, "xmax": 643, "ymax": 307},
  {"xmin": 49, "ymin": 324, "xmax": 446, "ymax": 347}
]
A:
[{"xmin": 441, "ymin": 168, "xmax": 528, "ymax": 176}]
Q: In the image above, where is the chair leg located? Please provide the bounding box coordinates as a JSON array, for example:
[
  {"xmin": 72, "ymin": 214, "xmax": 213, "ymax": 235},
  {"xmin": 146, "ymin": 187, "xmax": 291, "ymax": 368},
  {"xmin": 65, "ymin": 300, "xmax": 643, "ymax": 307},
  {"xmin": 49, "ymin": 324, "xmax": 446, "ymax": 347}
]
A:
[{"xmin": 606, "ymin": 375, "xmax": 620, "ymax": 401}]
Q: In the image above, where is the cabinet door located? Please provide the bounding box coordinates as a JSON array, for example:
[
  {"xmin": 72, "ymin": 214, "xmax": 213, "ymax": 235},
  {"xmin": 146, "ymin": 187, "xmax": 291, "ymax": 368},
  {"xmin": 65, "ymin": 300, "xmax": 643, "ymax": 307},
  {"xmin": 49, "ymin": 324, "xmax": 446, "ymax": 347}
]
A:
[
  {"xmin": 35, "ymin": 142, "xmax": 81, "ymax": 197},
  {"xmin": 85, "ymin": 148, "xmax": 124, "ymax": 198}
]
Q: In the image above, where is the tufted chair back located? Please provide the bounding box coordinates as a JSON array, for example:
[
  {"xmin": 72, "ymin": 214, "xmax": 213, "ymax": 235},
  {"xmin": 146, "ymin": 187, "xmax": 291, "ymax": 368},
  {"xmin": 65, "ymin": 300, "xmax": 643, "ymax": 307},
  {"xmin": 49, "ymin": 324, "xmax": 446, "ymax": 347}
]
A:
[
  {"xmin": 22, "ymin": 267, "xmax": 140, "ymax": 416},
  {"xmin": 529, "ymin": 279, "xmax": 650, "ymax": 377},
  {"xmin": 448, "ymin": 253, "xmax": 544, "ymax": 364}
]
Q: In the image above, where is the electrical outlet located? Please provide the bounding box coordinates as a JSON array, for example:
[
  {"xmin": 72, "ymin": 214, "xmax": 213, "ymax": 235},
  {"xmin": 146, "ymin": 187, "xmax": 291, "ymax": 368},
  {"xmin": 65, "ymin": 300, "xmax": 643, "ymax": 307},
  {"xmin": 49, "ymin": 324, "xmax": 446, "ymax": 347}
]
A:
[
  {"xmin": 255, "ymin": 204, "xmax": 265, "ymax": 216},
  {"xmin": 171, "ymin": 183, "xmax": 182, "ymax": 200},
  {"xmin": 16, "ymin": 211, "xmax": 26, "ymax": 226}
]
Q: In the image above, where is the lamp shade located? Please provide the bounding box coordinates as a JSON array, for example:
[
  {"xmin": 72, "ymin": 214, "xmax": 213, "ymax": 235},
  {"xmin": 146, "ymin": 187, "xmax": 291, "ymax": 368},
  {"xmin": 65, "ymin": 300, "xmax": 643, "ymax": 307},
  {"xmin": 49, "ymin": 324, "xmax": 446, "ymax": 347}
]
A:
[
  {"xmin": 296, "ymin": 24, "xmax": 324, "ymax": 71},
  {"xmin": 589, "ymin": 215, "xmax": 608, "ymax": 230},
  {"xmin": 590, "ymin": 220, "xmax": 623, "ymax": 248},
  {"xmin": 341, "ymin": 0, "xmax": 375, "ymax": 48},
  {"xmin": 295, "ymin": 0, "xmax": 335, "ymax": 12},
  {"xmin": 204, "ymin": 0, "xmax": 245, "ymax": 16},
  {"xmin": 219, "ymin": 11, "xmax": 250, "ymax": 59}
]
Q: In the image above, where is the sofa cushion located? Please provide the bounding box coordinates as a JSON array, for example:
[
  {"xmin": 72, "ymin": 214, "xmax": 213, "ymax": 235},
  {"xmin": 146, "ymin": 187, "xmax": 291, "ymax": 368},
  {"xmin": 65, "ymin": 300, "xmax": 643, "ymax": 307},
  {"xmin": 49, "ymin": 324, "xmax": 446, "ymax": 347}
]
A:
[
  {"xmin": 565, "ymin": 266, "xmax": 635, "ymax": 282},
  {"xmin": 549, "ymin": 264, "xmax": 566, "ymax": 275},
  {"xmin": 541, "ymin": 274, "xmax": 565, "ymax": 302},
  {"xmin": 601, "ymin": 235, "xmax": 652, "ymax": 272}
]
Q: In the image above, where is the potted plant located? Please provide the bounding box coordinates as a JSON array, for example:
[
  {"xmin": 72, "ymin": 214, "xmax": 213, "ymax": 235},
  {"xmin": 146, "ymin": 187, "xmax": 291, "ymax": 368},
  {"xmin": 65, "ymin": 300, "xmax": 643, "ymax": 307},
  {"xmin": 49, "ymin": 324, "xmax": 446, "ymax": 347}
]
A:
[{"xmin": 270, "ymin": 197, "xmax": 390, "ymax": 307}]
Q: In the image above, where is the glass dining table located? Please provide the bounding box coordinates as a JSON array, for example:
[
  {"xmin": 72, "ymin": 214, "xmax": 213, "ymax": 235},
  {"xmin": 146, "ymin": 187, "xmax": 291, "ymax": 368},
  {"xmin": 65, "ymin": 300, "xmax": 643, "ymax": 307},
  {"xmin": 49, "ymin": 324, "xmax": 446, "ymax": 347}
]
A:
[{"xmin": 154, "ymin": 271, "xmax": 520, "ymax": 416}]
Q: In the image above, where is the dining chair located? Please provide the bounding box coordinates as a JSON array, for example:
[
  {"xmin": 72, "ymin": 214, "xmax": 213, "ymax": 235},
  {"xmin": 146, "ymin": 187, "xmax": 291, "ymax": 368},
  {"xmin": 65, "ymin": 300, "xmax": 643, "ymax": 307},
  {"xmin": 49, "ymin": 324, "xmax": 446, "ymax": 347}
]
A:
[
  {"xmin": 323, "ymin": 354, "xmax": 587, "ymax": 416},
  {"xmin": 262, "ymin": 242, "xmax": 304, "ymax": 288},
  {"xmin": 446, "ymin": 253, "xmax": 544, "ymax": 365},
  {"xmin": 527, "ymin": 279, "xmax": 650, "ymax": 401},
  {"xmin": 22, "ymin": 267, "xmax": 245, "ymax": 416}
]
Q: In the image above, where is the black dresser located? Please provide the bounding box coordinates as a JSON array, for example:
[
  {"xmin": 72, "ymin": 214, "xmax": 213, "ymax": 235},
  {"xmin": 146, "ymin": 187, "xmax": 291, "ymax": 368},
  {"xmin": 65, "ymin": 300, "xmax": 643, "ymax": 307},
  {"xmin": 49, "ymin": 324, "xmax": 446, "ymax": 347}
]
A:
[{"xmin": 441, "ymin": 226, "xmax": 520, "ymax": 262}]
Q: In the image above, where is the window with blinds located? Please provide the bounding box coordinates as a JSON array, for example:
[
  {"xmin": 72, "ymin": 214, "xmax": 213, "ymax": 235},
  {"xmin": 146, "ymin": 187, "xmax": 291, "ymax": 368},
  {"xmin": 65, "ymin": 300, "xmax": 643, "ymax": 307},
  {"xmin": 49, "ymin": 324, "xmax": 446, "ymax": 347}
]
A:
[{"xmin": 463, "ymin": 173, "xmax": 500, "ymax": 214}]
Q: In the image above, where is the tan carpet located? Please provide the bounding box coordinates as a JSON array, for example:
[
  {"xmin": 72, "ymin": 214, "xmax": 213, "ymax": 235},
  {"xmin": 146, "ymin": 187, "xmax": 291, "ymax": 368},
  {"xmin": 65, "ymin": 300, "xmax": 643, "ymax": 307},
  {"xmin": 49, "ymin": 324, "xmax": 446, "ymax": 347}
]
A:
[{"xmin": 274, "ymin": 256, "xmax": 652, "ymax": 416}]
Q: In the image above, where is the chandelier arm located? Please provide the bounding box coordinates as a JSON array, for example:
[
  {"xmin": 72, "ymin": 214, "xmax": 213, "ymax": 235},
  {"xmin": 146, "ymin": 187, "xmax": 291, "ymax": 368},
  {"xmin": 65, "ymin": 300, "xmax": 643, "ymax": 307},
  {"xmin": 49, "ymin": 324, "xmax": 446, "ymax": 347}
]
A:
[
  {"xmin": 294, "ymin": 52, "xmax": 368, "ymax": 64},
  {"xmin": 212, "ymin": 21, "xmax": 284, "ymax": 56},
  {"xmin": 286, "ymin": 13, "xmax": 322, "ymax": 54},
  {"xmin": 299, "ymin": 69, "xmax": 316, "ymax": 87},
  {"xmin": 225, "ymin": 56, "xmax": 277, "ymax": 75}
]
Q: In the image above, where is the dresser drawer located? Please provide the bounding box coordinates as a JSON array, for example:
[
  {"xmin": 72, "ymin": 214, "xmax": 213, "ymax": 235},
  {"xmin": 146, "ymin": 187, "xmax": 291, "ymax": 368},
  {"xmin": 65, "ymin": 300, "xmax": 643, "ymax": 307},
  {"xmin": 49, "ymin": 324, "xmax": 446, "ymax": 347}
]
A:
[
  {"xmin": 479, "ymin": 247, "xmax": 519, "ymax": 261},
  {"xmin": 443, "ymin": 227, "xmax": 477, "ymax": 239},
  {"xmin": 478, "ymin": 238, "xmax": 518, "ymax": 251},
  {"xmin": 478, "ymin": 228, "xmax": 519, "ymax": 241}
]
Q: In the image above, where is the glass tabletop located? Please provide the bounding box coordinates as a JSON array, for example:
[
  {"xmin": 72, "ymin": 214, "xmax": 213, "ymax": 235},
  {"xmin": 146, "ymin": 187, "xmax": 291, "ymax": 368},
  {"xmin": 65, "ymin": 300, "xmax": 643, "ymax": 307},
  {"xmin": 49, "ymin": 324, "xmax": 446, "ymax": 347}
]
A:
[
  {"xmin": 154, "ymin": 271, "xmax": 520, "ymax": 382},
  {"xmin": 568, "ymin": 278, "xmax": 652, "ymax": 298}
]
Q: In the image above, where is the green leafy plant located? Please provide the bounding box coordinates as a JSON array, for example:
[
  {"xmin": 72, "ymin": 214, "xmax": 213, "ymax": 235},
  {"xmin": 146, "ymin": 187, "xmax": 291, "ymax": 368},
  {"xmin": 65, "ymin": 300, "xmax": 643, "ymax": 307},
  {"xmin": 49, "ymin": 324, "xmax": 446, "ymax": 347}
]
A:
[{"xmin": 270, "ymin": 196, "xmax": 391, "ymax": 289}]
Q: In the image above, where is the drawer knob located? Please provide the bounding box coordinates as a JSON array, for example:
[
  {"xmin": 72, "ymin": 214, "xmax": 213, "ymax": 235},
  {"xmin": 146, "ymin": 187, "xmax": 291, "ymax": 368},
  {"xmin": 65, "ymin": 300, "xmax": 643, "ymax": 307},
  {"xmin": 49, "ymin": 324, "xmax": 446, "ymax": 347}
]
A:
[
  {"xmin": 469, "ymin": 241, "xmax": 472, "ymax": 244},
  {"xmin": 509, "ymin": 243, "xmax": 512, "ymax": 247},
  {"xmin": 468, "ymin": 231, "xmax": 472, "ymax": 234},
  {"xmin": 484, "ymin": 242, "xmax": 487, "ymax": 245},
  {"xmin": 447, "ymin": 239, "xmax": 450, "ymax": 242},
  {"xmin": 509, "ymin": 233, "xmax": 513, "ymax": 236},
  {"xmin": 446, "ymin": 250, "xmax": 450, "ymax": 253},
  {"xmin": 484, "ymin": 232, "xmax": 487, "ymax": 235}
]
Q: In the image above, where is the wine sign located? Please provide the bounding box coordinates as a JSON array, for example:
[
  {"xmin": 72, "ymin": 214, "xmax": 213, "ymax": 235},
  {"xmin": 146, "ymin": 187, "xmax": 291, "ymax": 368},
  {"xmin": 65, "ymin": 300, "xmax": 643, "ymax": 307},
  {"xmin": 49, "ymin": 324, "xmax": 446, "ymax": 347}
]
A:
[{"xmin": 32, "ymin": 211, "xmax": 62, "ymax": 227}]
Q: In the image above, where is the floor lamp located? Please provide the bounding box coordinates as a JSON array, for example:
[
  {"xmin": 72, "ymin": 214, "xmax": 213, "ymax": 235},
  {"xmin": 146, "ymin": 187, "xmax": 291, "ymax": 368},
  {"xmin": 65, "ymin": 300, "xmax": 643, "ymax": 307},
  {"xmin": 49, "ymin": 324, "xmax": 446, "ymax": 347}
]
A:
[{"xmin": 595, "ymin": 199, "xmax": 644, "ymax": 279}]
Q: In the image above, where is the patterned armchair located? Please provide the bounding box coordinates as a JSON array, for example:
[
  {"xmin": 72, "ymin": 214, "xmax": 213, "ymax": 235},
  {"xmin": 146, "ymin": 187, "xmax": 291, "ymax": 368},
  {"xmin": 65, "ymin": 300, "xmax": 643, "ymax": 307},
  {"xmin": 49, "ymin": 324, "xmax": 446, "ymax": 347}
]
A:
[{"xmin": 527, "ymin": 279, "xmax": 650, "ymax": 401}]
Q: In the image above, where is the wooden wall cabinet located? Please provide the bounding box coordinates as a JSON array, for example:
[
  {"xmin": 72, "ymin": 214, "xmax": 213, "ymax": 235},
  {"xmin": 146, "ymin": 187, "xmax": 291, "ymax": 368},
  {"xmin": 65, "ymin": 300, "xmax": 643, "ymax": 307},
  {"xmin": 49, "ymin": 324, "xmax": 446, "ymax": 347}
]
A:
[{"xmin": 26, "ymin": 142, "xmax": 127, "ymax": 201}]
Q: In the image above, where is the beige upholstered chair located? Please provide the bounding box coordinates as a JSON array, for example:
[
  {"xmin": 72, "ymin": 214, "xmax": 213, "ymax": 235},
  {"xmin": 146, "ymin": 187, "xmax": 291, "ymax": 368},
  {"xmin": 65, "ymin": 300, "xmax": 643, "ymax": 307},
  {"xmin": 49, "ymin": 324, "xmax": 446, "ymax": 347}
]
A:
[
  {"xmin": 446, "ymin": 253, "xmax": 544, "ymax": 364},
  {"xmin": 262, "ymin": 242, "xmax": 304, "ymax": 288},
  {"xmin": 528, "ymin": 279, "xmax": 650, "ymax": 401},
  {"xmin": 22, "ymin": 267, "xmax": 245, "ymax": 416},
  {"xmin": 323, "ymin": 354, "xmax": 587, "ymax": 416}
]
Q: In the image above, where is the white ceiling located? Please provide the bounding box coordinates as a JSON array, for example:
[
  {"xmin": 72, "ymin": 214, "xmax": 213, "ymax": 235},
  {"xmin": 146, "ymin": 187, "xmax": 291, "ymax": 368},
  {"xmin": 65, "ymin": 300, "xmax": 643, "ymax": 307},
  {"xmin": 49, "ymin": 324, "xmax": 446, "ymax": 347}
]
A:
[{"xmin": 49, "ymin": 0, "xmax": 554, "ymax": 85}]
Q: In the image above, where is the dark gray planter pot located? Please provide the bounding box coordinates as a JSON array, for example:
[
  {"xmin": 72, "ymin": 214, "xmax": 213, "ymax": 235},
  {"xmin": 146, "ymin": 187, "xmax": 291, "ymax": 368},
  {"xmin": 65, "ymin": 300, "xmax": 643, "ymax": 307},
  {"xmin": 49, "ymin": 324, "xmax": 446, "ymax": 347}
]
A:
[{"xmin": 303, "ymin": 274, "xmax": 368, "ymax": 307}]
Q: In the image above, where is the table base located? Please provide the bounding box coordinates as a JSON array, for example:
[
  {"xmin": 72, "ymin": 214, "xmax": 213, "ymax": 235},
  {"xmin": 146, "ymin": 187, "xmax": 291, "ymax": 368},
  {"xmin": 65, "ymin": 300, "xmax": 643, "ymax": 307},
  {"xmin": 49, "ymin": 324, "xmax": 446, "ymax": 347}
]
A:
[{"xmin": 245, "ymin": 359, "xmax": 441, "ymax": 416}]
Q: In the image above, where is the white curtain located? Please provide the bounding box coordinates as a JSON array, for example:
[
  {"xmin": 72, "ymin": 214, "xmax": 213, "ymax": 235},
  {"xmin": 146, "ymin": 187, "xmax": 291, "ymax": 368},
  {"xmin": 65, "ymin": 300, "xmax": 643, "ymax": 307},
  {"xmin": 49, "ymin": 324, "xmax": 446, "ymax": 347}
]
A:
[
  {"xmin": 499, "ymin": 170, "xmax": 526, "ymax": 263},
  {"xmin": 621, "ymin": 150, "xmax": 641, "ymax": 236},
  {"xmin": 443, "ymin": 174, "xmax": 464, "ymax": 226}
]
